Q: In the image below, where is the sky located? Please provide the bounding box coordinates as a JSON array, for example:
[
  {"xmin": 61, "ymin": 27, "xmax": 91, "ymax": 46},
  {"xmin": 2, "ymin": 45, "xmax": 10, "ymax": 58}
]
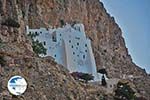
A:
[{"xmin": 100, "ymin": 0, "xmax": 150, "ymax": 73}]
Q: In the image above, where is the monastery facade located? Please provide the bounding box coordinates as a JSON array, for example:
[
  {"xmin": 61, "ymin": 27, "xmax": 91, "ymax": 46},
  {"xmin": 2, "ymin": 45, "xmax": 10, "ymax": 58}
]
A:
[{"xmin": 26, "ymin": 24, "xmax": 101, "ymax": 81}]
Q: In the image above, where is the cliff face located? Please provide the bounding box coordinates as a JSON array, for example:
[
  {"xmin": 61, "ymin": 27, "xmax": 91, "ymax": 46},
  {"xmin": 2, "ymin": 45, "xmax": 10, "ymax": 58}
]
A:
[{"xmin": 0, "ymin": 0, "xmax": 150, "ymax": 99}]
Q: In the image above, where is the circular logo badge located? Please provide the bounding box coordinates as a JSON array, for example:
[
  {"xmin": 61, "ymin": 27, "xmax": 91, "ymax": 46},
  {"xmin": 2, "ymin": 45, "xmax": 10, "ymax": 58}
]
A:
[{"xmin": 7, "ymin": 75, "xmax": 27, "ymax": 95}]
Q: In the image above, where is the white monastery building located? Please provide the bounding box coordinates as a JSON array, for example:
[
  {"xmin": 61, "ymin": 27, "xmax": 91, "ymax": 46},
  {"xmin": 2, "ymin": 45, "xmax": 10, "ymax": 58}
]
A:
[{"xmin": 26, "ymin": 23, "xmax": 101, "ymax": 81}]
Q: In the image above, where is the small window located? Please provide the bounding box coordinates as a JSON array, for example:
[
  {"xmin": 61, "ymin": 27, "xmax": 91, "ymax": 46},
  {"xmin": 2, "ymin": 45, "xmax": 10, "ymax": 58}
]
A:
[
  {"xmin": 78, "ymin": 28, "xmax": 80, "ymax": 32},
  {"xmin": 43, "ymin": 41, "xmax": 46, "ymax": 45},
  {"xmin": 29, "ymin": 32, "xmax": 32, "ymax": 34},
  {"xmin": 85, "ymin": 44, "xmax": 87, "ymax": 47},
  {"xmin": 83, "ymin": 55, "xmax": 85, "ymax": 59},
  {"xmin": 77, "ymin": 42, "xmax": 79, "ymax": 45},
  {"xmin": 52, "ymin": 32, "xmax": 57, "ymax": 42},
  {"xmin": 52, "ymin": 35, "xmax": 57, "ymax": 42},
  {"xmin": 40, "ymin": 31, "xmax": 42, "ymax": 34},
  {"xmin": 69, "ymin": 40, "xmax": 71, "ymax": 43},
  {"xmin": 72, "ymin": 45, "xmax": 74, "ymax": 48},
  {"xmin": 73, "ymin": 52, "xmax": 75, "ymax": 55},
  {"xmin": 60, "ymin": 34, "xmax": 61, "ymax": 36},
  {"xmin": 35, "ymin": 32, "xmax": 39, "ymax": 36},
  {"xmin": 85, "ymin": 50, "xmax": 87, "ymax": 52},
  {"xmin": 77, "ymin": 55, "xmax": 79, "ymax": 57},
  {"xmin": 54, "ymin": 54, "xmax": 56, "ymax": 57}
]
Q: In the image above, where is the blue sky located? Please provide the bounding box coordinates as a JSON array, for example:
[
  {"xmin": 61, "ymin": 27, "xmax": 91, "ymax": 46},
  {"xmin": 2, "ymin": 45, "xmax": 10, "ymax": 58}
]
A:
[{"xmin": 100, "ymin": 0, "xmax": 150, "ymax": 73}]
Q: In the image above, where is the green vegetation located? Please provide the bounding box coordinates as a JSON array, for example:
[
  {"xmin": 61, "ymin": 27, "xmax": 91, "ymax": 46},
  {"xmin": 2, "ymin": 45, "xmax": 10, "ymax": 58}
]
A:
[
  {"xmin": 114, "ymin": 81, "xmax": 136, "ymax": 100},
  {"xmin": 71, "ymin": 72, "xmax": 94, "ymax": 83},
  {"xmin": 80, "ymin": 73, "xmax": 94, "ymax": 83},
  {"xmin": 1, "ymin": 18, "xmax": 20, "ymax": 28},
  {"xmin": 27, "ymin": 32, "xmax": 47, "ymax": 56},
  {"xmin": 98, "ymin": 68, "xmax": 107, "ymax": 75},
  {"xmin": 0, "ymin": 55, "xmax": 6, "ymax": 66}
]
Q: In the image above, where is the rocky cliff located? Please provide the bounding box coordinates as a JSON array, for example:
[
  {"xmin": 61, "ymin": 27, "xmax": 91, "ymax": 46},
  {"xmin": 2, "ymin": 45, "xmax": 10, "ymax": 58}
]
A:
[{"xmin": 0, "ymin": 0, "xmax": 150, "ymax": 99}]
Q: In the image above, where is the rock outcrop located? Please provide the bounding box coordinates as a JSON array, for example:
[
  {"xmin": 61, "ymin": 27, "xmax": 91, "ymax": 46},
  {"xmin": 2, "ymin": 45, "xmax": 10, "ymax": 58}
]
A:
[{"xmin": 0, "ymin": 0, "xmax": 150, "ymax": 99}]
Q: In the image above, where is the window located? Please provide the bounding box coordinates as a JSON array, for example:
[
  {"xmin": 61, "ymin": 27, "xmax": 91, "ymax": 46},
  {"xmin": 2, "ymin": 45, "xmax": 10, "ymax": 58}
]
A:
[
  {"xmin": 52, "ymin": 32, "xmax": 57, "ymax": 42},
  {"xmin": 83, "ymin": 55, "xmax": 85, "ymax": 59},
  {"xmin": 35, "ymin": 31, "xmax": 39, "ymax": 36},
  {"xmin": 85, "ymin": 50, "xmax": 87, "ymax": 52},
  {"xmin": 77, "ymin": 42, "xmax": 79, "ymax": 45},
  {"xmin": 40, "ymin": 31, "xmax": 42, "ymax": 34},
  {"xmin": 69, "ymin": 40, "xmax": 71, "ymax": 43},
  {"xmin": 60, "ymin": 34, "xmax": 61, "ymax": 36},
  {"xmin": 85, "ymin": 44, "xmax": 87, "ymax": 47},
  {"xmin": 43, "ymin": 41, "xmax": 46, "ymax": 45},
  {"xmin": 52, "ymin": 36, "xmax": 57, "ymax": 42},
  {"xmin": 73, "ymin": 52, "xmax": 75, "ymax": 55},
  {"xmin": 54, "ymin": 54, "xmax": 56, "ymax": 57},
  {"xmin": 72, "ymin": 45, "xmax": 73, "ymax": 48}
]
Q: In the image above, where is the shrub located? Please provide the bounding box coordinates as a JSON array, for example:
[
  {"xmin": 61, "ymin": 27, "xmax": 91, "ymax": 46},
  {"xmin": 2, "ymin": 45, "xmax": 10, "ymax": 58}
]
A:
[
  {"xmin": 80, "ymin": 73, "xmax": 93, "ymax": 83},
  {"xmin": 1, "ymin": 18, "xmax": 20, "ymax": 28},
  {"xmin": 98, "ymin": 68, "xmax": 107, "ymax": 75},
  {"xmin": 71, "ymin": 72, "xmax": 94, "ymax": 83},
  {"xmin": 27, "ymin": 33, "xmax": 47, "ymax": 56},
  {"xmin": 114, "ymin": 81, "xmax": 135, "ymax": 100},
  {"xmin": 32, "ymin": 40, "xmax": 47, "ymax": 55}
]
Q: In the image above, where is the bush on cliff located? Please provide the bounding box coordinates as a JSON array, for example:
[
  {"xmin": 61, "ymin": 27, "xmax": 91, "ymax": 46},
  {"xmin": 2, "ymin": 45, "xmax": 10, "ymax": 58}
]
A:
[
  {"xmin": 71, "ymin": 72, "xmax": 94, "ymax": 83},
  {"xmin": 114, "ymin": 81, "xmax": 135, "ymax": 100},
  {"xmin": 1, "ymin": 18, "xmax": 20, "ymax": 28},
  {"xmin": 27, "ymin": 33, "xmax": 47, "ymax": 56}
]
